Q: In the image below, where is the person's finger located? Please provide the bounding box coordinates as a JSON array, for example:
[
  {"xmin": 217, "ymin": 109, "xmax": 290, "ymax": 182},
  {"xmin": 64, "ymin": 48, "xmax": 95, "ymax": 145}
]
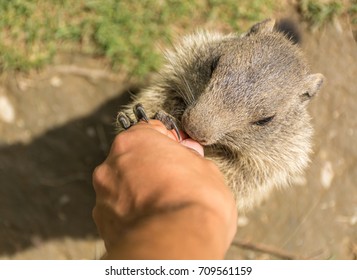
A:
[
  {"xmin": 134, "ymin": 120, "xmax": 204, "ymax": 155},
  {"xmin": 132, "ymin": 120, "xmax": 178, "ymax": 140},
  {"xmin": 133, "ymin": 119, "xmax": 189, "ymax": 143}
]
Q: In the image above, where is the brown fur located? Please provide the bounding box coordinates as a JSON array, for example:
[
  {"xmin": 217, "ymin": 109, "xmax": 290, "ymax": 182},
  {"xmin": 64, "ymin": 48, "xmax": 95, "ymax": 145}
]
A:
[{"xmin": 117, "ymin": 19, "xmax": 324, "ymax": 211}]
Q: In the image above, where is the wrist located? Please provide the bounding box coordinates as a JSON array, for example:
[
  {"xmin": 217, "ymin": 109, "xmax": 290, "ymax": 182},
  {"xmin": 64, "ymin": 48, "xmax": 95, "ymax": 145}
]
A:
[{"xmin": 105, "ymin": 203, "xmax": 232, "ymax": 259}]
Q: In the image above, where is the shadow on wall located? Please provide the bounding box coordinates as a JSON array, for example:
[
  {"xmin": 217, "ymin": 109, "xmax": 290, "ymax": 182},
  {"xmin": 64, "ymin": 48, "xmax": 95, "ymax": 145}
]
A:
[{"xmin": 0, "ymin": 88, "xmax": 136, "ymax": 256}]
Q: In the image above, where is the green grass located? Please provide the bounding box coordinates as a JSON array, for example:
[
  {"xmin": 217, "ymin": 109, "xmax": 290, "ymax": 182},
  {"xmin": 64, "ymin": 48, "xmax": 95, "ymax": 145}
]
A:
[
  {"xmin": 0, "ymin": 0, "xmax": 278, "ymax": 77},
  {"xmin": 349, "ymin": 0, "xmax": 357, "ymax": 24},
  {"xmin": 298, "ymin": 0, "xmax": 357, "ymax": 29},
  {"xmin": 1, "ymin": 0, "xmax": 356, "ymax": 77}
]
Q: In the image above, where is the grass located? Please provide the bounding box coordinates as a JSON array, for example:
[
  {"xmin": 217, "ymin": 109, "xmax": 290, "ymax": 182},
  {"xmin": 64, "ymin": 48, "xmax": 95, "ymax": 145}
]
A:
[
  {"xmin": 349, "ymin": 0, "xmax": 357, "ymax": 24},
  {"xmin": 298, "ymin": 0, "xmax": 357, "ymax": 29},
  {"xmin": 1, "ymin": 1, "xmax": 356, "ymax": 77},
  {"xmin": 0, "ymin": 0, "xmax": 278, "ymax": 77}
]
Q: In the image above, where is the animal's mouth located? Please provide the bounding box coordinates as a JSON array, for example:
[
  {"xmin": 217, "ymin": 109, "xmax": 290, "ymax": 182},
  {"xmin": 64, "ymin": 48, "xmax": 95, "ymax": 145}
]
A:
[
  {"xmin": 182, "ymin": 127, "xmax": 217, "ymax": 146},
  {"xmin": 194, "ymin": 139, "xmax": 210, "ymax": 146},
  {"xmin": 181, "ymin": 110, "xmax": 223, "ymax": 146}
]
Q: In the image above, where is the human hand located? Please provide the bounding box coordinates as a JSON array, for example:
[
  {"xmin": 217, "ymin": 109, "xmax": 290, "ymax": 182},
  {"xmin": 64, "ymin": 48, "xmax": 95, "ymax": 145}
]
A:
[{"xmin": 92, "ymin": 120, "xmax": 237, "ymax": 259}]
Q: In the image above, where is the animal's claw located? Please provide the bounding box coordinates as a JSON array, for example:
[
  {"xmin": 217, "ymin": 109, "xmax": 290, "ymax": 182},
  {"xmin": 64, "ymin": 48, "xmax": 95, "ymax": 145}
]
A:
[
  {"xmin": 154, "ymin": 110, "xmax": 182, "ymax": 142},
  {"xmin": 133, "ymin": 103, "xmax": 149, "ymax": 123},
  {"xmin": 117, "ymin": 105, "xmax": 181, "ymax": 141},
  {"xmin": 116, "ymin": 112, "xmax": 133, "ymax": 130}
]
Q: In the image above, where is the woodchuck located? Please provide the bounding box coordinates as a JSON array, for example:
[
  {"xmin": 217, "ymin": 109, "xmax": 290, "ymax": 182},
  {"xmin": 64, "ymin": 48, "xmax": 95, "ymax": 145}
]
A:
[{"xmin": 116, "ymin": 19, "xmax": 324, "ymax": 211}]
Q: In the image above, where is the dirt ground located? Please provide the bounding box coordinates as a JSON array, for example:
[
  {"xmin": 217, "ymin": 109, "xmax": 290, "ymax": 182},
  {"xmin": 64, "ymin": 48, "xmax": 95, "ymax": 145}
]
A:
[{"xmin": 0, "ymin": 10, "xmax": 356, "ymax": 259}]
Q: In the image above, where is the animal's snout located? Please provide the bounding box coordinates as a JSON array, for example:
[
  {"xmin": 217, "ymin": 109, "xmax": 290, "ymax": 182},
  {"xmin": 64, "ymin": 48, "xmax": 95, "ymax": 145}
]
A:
[{"xmin": 181, "ymin": 109, "xmax": 218, "ymax": 145}]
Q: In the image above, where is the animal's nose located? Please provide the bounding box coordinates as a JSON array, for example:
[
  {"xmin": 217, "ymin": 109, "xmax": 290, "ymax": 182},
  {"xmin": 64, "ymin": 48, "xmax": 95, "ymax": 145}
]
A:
[{"xmin": 181, "ymin": 110, "xmax": 214, "ymax": 145}]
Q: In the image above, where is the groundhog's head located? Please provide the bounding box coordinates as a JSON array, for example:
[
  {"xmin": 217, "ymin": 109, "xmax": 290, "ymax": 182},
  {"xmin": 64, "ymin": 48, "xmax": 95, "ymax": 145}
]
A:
[{"xmin": 164, "ymin": 19, "xmax": 324, "ymax": 159}]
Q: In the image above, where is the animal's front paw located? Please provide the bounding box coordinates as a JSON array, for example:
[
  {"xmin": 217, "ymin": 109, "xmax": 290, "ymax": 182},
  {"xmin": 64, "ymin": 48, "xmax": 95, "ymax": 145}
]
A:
[
  {"xmin": 154, "ymin": 110, "xmax": 181, "ymax": 141},
  {"xmin": 116, "ymin": 103, "xmax": 149, "ymax": 130},
  {"xmin": 116, "ymin": 104, "xmax": 181, "ymax": 141}
]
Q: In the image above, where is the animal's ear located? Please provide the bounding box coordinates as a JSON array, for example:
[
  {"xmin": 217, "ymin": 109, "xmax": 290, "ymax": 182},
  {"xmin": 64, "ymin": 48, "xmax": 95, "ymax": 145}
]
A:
[
  {"xmin": 300, "ymin": 73, "xmax": 325, "ymax": 101},
  {"xmin": 247, "ymin": 19, "xmax": 275, "ymax": 36}
]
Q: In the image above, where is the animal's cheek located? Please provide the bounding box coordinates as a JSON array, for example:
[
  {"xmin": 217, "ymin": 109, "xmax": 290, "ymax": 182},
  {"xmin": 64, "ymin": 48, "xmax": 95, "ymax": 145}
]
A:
[{"xmin": 223, "ymin": 128, "xmax": 267, "ymax": 151}]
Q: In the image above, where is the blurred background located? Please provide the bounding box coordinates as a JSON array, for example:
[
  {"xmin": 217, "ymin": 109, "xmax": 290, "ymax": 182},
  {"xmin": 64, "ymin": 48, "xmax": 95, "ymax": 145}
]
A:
[{"xmin": 0, "ymin": 0, "xmax": 356, "ymax": 259}]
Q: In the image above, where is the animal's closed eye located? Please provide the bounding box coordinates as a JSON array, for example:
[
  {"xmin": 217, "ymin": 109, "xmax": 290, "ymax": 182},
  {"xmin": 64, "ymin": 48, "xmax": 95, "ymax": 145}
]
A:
[{"xmin": 252, "ymin": 115, "xmax": 275, "ymax": 126}]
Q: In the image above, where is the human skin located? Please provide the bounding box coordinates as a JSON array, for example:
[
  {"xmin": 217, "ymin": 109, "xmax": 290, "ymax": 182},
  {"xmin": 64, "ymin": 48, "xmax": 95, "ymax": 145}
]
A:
[{"xmin": 92, "ymin": 120, "xmax": 237, "ymax": 259}]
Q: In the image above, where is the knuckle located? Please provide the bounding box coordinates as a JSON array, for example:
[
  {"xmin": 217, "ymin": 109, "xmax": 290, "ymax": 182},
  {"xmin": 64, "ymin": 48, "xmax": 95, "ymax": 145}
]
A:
[
  {"xmin": 92, "ymin": 164, "xmax": 108, "ymax": 192},
  {"xmin": 112, "ymin": 132, "xmax": 131, "ymax": 154}
]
